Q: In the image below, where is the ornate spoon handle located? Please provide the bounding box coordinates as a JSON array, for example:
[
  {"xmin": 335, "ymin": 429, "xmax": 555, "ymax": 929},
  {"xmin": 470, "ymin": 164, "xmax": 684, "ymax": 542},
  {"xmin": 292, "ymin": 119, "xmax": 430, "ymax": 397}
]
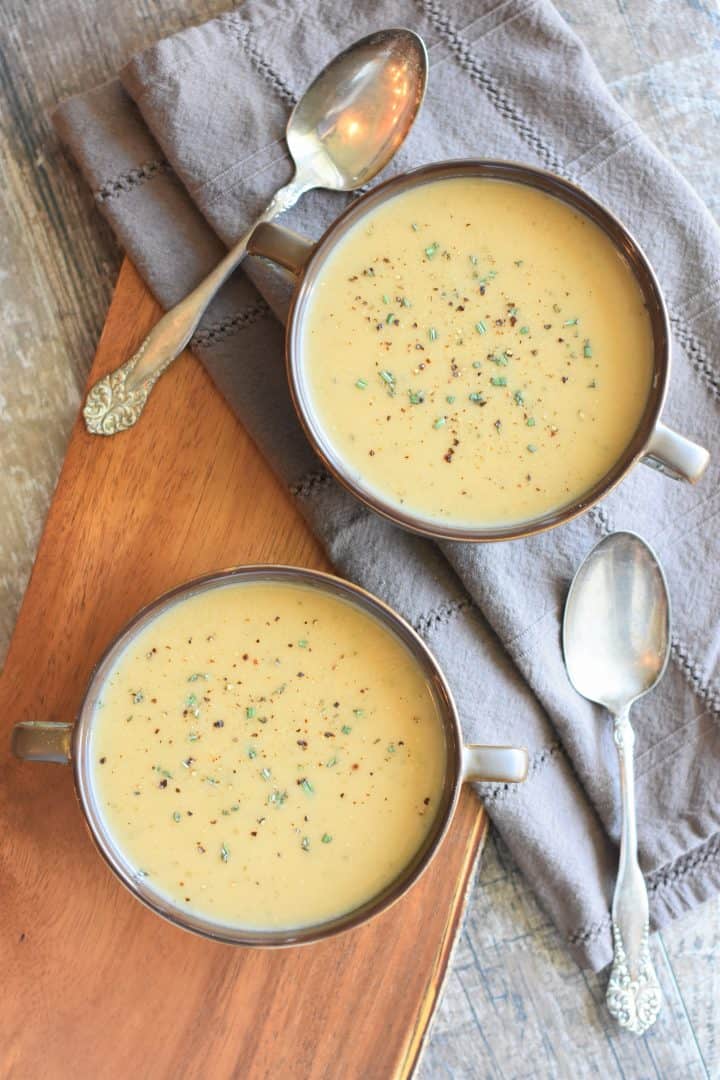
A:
[
  {"xmin": 606, "ymin": 707, "xmax": 662, "ymax": 1035},
  {"xmin": 83, "ymin": 179, "xmax": 306, "ymax": 436}
]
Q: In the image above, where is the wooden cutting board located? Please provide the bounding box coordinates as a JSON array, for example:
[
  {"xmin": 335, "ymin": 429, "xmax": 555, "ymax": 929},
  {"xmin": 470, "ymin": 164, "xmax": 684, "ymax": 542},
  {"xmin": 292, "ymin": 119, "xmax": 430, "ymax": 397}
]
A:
[{"xmin": 0, "ymin": 259, "xmax": 487, "ymax": 1079}]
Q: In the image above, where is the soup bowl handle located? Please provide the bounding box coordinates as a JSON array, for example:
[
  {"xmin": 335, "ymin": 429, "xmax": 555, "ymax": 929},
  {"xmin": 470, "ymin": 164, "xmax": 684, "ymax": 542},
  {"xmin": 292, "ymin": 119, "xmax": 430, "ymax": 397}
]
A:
[
  {"xmin": 461, "ymin": 744, "xmax": 528, "ymax": 784},
  {"xmin": 247, "ymin": 221, "xmax": 315, "ymax": 279},
  {"xmin": 12, "ymin": 721, "xmax": 72, "ymax": 764},
  {"xmin": 641, "ymin": 422, "xmax": 710, "ymax": 483}
]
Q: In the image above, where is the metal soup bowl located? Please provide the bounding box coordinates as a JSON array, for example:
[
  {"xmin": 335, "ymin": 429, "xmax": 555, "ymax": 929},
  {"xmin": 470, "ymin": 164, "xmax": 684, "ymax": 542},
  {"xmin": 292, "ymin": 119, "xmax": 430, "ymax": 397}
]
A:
[
  {"xmin": 246, "ymin": 159, "xmax": 710, "ymax": 543},
  {"xmin": 12, "ymin": 565, "xmax": 528, "ymax": 947}
]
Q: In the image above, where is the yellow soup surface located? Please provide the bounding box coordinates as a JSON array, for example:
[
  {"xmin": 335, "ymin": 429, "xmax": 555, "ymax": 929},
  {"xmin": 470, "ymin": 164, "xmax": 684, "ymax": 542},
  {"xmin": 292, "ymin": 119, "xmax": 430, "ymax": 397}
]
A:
[
  {"xmin": 302, "ymin": 177, "xmax": 654, "ymax": 528},
  {"xmin": 91, "ymin": 580, "xmax": 446, "ymax": 930}
]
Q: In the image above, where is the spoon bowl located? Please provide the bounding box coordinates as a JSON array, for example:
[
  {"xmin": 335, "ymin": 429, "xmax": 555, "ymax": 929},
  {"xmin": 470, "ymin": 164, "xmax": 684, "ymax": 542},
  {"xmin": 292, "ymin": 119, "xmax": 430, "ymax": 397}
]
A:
[
  {"xmin": 287, "ymin": 28, "xmax": 427, "ymax": 190},
  {"xmin": 83, "ymin": 28, "xmax": 428, "ymax": 436},
  {"xmin": 563, "ymin": 530, "xmax": 670, "ymax": 1036},
  {"xmin": 563, "ymin": 531, "xmax": 670, "ymax": 714}
]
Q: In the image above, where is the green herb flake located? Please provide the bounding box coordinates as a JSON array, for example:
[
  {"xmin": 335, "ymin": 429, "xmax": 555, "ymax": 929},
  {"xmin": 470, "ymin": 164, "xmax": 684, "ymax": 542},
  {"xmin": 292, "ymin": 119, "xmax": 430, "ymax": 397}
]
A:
[
  {"xmin": 301, "ymin": 778, "xmax": 314, "ymax": 795},
  {"xmin": 475, "ymin": 321, "xmax": 487, "ymax": 335},
  {"xmin": 446, "ymin": 395, "xmax": 456, "ymax": 404},
  {"xmin": 411, "ymin": 222, "xmax": 419, "ymax": 232},
  {"xmin": 246, "ymin": 706, "xmax": 256, "ymax": 719},
  {"xmin": 433, "ymin": 416, "xmax": 446, "ymax": 429},
  {"xmin": 321, "ymin": 833, "xmax": 333, "ymax": 844},
  {"xmin": 355, "ymin": 378, "xmax": 368, "ymax": 390},
  {"xmin": 326, "ymin": 756, "xmax": 339, "ymax": 768},
  {"xmin": 247, "ymin": 747, "xmax": 257, "ymax": 759},
  {"xmin": 492, "ymin": 352, "xmax": 509, "ymax": 366},
  {"xmin": 469, "ymin": 254, "xmax": 478, "ymax": 265},
  {"xmin": 188, "ymin": 731, "xmax": 200, "ymax": 742},
  {"xmin": 583, "ymin": 340, "xmax": 593, "ymax": 358},
  {"xmin": 133, "ymin": 691, "xmax": 144, "ymax": 704},
  {"xmin": 514, "ymin": 390, "xmax": 525, "ymax": 406},
  {"xmin": 408, "ymin": 389, "xmax": 425, "ymax": 405},
  {"xmin": 472, "ymin": 360, "xmax": 483, "ymax": 369},
  {"xmin": 490, "ymin": 376, "xmax": 507, "ymax": 387},
  {"xmin": 527, "ymin": 443, "xmax": 539, "ymax": 453},
  {"xmin": 341, "ymin": 725, "xmax": 352, "ymax": 735},
  {"xmin": 379, "ymin": 370, "xmax": 396, "ymax": 394},
  {"xmin": 187, "ymin": 673, "xmax": 209, "ymax": 682},
  {"xmin": 172, "ymin": 811, "xmax": 182, "ymax": 823},
  {"xmin": 382, "ymin": 294, "xmax": 390, "ymax": 304},
  {"xmin": 519, "ymin": 326, "xmax": 530, "ymax": 335},
  {"xmin": 301, "ymin": 836, "xmax": 310, "ymax": 852},
  {"xmin": 260, "ymin": 767, "xmax": 272, "ymax": 781},
  {"xmin": 353, "ymin": 708, "xmax": 365, "ymax": 718},
  {"xmin": 386, "ymin": 312, "xmax": 396, "ymax": 325},
  {"xmin": 220, "ymin": 843, "xmax": 230, "ymax": 863},
  {"xmin": 527, "ymin": 417, "xmax": 536, "ymax": 427},
  {"xmin": 400, "ymin": 296, "xmax": 411, "ymax": 307},
  {"xmin": 268, "ymin": 789, "xmax": 288, "ymax": 807},
  {"xmin": 469, "ymin": 391, "xmax": 485, "ymax": 404},
  {"xmin": 428, "ymin": 326, "xmax": 438, "ymax": 342},
  {"xmin": 424, "ymin": 241, "xmax": 440, "ymax": 259},
  {"xmin": 185, "ymin": 693, "xmax": 198, "ymax": 708},
  {"xmin": 387, "ymin": 743, "xmax": 396, "ymax": 754},
  {"xmin": 297, "ymin": 639, "xmax": 309, "ymax": 648},
  {"xmin": 564, "ymin": 317, "xmax": 579, "ymax": 326}
]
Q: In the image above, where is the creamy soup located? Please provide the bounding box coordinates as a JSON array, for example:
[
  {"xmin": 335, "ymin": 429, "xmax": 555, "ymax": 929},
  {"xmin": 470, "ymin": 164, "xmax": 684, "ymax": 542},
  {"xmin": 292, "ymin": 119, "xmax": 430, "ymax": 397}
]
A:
[
  {"xmin": 91, "ymin": 580, "xmax": 446, "ymax": 930},
  {"xmin": 302, "ymin": 177, "xmax": 654, "ymax": 528}
]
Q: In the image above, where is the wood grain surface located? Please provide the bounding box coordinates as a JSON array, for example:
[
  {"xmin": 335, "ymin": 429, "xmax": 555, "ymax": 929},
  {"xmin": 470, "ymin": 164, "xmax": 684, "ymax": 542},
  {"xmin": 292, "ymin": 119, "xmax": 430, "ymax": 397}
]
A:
[{"xmin": 0, "ymin": 259, "xmax": 487, "ymax": 1080}]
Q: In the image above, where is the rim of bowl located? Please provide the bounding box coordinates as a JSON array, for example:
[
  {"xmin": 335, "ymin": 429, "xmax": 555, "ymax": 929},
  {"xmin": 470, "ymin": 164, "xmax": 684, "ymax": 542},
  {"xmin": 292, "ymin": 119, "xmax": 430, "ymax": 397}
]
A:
[
  {"xmin": 72, "ymin": 564, "xmax": 462, "ymax": 947},
  {"xmin": 286, "ymin": 158, "xmax": 670, "ymax": 543}
]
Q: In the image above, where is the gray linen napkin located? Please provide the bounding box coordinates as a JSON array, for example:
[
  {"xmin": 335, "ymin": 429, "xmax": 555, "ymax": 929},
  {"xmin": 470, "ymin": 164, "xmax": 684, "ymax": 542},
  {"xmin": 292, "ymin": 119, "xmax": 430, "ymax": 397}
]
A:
[{"xmin": 54, "ymin": 0, "xmax": 720, "ymax": 971}]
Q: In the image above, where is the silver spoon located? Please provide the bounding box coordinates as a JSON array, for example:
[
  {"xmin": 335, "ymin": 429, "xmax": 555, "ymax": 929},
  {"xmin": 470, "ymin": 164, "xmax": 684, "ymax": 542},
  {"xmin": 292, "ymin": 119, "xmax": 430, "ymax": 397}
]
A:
[
  {"xmin": 563, "ymin": 530, "xmax": 669, "ymax": 1035},
  {"xmin": 83, "ymin": 28, "xmax": 428, "ymax": 436}
]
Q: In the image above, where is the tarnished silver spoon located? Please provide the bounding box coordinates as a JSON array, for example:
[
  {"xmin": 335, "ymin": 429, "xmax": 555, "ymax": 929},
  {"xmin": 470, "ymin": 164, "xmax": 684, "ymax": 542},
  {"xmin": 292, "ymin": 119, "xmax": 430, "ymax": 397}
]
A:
[
  {"xmin": 84, "ymin": 27, "xmax": 428, "ymax": 435},
  {"xmin": 563, "ymin": 531, "xmax": 669, "ymax": 1035}
]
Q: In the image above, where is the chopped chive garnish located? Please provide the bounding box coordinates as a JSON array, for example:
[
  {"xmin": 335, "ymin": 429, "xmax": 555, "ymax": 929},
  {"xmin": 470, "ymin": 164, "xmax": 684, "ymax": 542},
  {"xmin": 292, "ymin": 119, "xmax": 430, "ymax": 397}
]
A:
[
  {"xmin": 469, "ymin": 254, "xmax": 478, "ymax": 265},
  {"xmin": 514, "ymin": 390, "xmax": 525, "ymax": 405},
  {"xmin": 492, "ymin": 352, "xmax": 509, "ymax": 366},
  {"xmin": 400, "ymin": 296, "xmax": 411, "ymax": 307},
  {"xmin": 424, "ymin": 241, "xmax": 440, "ymax": 258},
  {"xmin": 527, "ymin": 417, "xmax": 536, "ymax": 427},
  {"xmin": 321, "ymin": 833, "xmax": 333, "ymax": 844},
  {"xmin": 411, "ymin": 222, "xmax": 419, "ymax": 231},
  {"xmin": 326, "ymin": 756, "xmax": 338, "ymax": 768},
  {"xmin": 246, "ymin": 706, "xmax": 256, "ymax": 719},
  {"xmin": 188, "ymin": 731, "xmax": 200, "ymax": 742},
  {"xmin": 341, "ymin": 725, "xmax": 352, "ymax": 735},
  {"xmin": 382, "ymin": 294, "xmax": 389, "ymax": 304},
  {"xmin": 490, "ymin": 376, "xmax": 507, "ymax": 387},
  {"xmin": 247, "ymin": 747, "xmax": 257, "ymax": 759},
  {"xmin": 260, "ymin": 767, "xmax": 271, "ymax": 781},
  {"xmin": 468, "ymin": 391, "xmax": 485, "ymax": 403},
  {"xmin": 353, "ymin": 708, "xmax": 365, "ymax": 718},
  {"xmin": 184, "ymin": 693, "xmax": 198, "ymax": 708},
  {"xmin": 133, "ymin": 691, "xmax": 144, "ymax": 704},
  {"xmin": 220, "ymin": 843, "xmax": 230, "ymax": 863},
  {"xmin": 386, "ymin": 312, "xmax": 396, "ymax": 325},
  {"xmin": 433, "ymin": 416, "xmax": 446, "ymax": 429},
  {"xmin": 297, "ymin": 639, "xmax": 308, "ymax": 648},
  {"xmin": 446, "ymin": 394, "xmax": 456, "ymax": 404},
  {"xmin": 519, "ymin": 326, "xmax": 530, "ymax": 335},
  {"xmin": 187, "ymin": 673, "xmax": 209, "ymax": 682},
  {"xmin": 564, "ymin": 317, "xmax": 579, "ymax": 326},
  {"xmin": 172, "ymin": 811, "xmax": 182, "ymax": 823},
  {"xmin": 387, "ymin": 743, "xmax": 396, "ymax": 754},
  {"xmin": 301, "ymin": 837, "xmax": 310, "ymax": 851},
  {"xmin": 527, "ymin": 443, "xmax": 538, "ymax": 453},
  {"xmin": 428, "ymin": 326, "xmax": 438, "ymax": 341},
  {"xmin": 355, "ymin": 378, "xmax": 368, "ymax": 389},
  {"xmin": 408, "ymin": 389, "xmax": 425, "ymax": 405},
  {"xmin": 379, "ymin": 370, "xmax": 396, "ymax": 394},
  {"xmin": 472, "ymin": 360, "xmax": 483, "ymax": 369},
  {"xmin": 583, "ymin": 340, "xmax": 593, "ymax": 358},
  {"xmin": 475, "ymin": 321, "xmax": 487, "ymax": 335},
  {"xmin": 301, "ymin": 778, "xmax": 314, "ymax": 794}
]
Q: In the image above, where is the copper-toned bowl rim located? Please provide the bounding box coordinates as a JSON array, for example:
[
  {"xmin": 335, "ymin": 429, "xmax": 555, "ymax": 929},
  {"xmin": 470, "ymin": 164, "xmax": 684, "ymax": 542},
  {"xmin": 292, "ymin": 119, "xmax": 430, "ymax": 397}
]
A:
[
  {"xmin": 71, "ymin": 565, "xmax": 463, "ymax": 947},
  {"xmin": 285, "ymin": 159, "xmax": 670, "ymax": 542}
]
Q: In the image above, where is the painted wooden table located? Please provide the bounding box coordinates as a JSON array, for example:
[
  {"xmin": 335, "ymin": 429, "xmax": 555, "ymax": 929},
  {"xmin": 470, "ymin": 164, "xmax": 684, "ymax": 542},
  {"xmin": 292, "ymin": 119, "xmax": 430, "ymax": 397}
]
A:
[{"xmin": 1, "ymin": 1, "xmax": 718, "ymax": 1076}]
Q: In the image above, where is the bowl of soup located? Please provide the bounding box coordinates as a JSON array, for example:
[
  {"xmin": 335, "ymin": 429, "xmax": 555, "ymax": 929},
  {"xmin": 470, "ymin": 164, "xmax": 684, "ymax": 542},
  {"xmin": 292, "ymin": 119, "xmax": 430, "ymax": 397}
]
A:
[
  {"xmin": 247, "ymin": 160, "xmax": 709, "ymax": 541},
  {"xmin": 12, "ymin": 566, "xmax": 527, "ymax": 945}
]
